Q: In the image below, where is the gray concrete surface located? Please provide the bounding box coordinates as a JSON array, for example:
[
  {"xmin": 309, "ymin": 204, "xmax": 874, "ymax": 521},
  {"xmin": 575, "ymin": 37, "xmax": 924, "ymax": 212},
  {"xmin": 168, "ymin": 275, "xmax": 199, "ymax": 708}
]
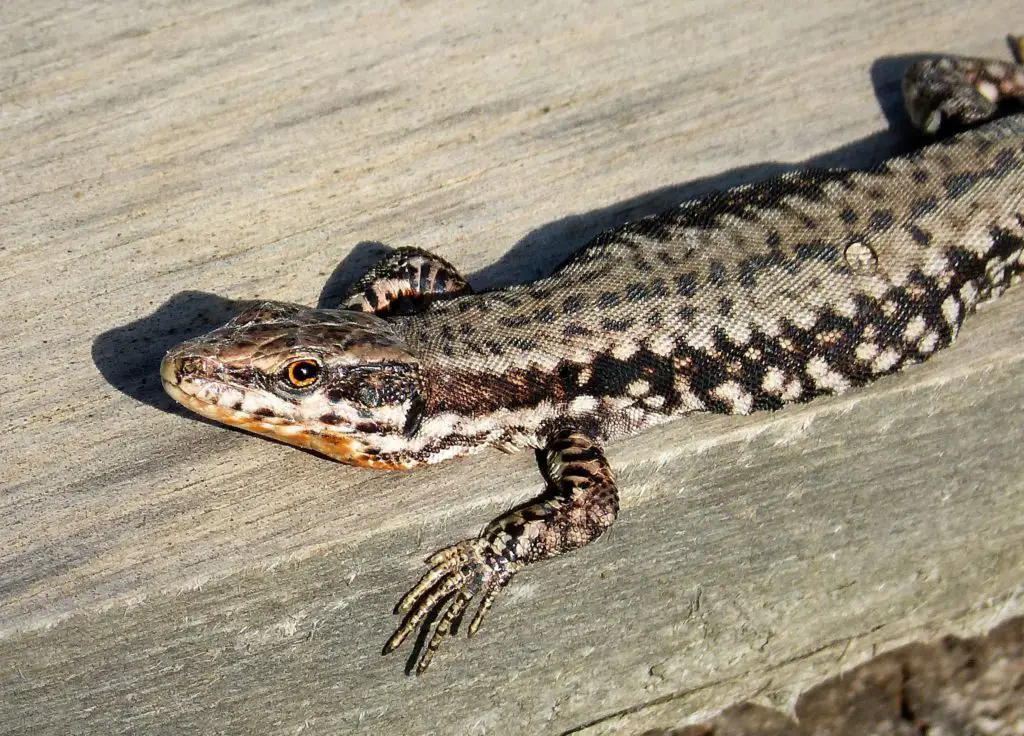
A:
[{"xmin": 2, "ymin": 1, "xmax": 1022, "ymax": 734}]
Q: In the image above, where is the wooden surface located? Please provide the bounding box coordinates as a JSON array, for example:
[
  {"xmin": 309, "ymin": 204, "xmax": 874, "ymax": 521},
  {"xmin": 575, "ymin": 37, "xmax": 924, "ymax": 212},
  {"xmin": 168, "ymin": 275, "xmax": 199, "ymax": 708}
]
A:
[{"xmin": 2, "ymin": 1, "xmax": 1022, "ymax": 734}]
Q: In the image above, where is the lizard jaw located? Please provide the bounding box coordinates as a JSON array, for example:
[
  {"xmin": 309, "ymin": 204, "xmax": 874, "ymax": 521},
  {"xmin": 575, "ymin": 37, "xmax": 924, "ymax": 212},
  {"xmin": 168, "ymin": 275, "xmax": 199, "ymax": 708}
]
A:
[{"xmin": 160, "ymin": 354, "xmax": 412, "ymax": 470}]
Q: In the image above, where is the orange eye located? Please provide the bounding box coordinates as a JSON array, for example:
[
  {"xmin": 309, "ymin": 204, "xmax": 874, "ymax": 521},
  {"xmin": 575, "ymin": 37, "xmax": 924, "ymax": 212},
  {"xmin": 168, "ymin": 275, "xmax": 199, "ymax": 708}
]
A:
[{"xmin": 285, "ymin": 359, "xmax": 321, "ymax": 388}]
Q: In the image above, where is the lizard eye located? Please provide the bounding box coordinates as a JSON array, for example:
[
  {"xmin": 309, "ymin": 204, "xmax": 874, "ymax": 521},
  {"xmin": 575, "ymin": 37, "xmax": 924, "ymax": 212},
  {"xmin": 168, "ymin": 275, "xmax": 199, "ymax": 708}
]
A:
[{"xmin": 284, "ymin": 359, "xmax": 322, "ymax": 388}]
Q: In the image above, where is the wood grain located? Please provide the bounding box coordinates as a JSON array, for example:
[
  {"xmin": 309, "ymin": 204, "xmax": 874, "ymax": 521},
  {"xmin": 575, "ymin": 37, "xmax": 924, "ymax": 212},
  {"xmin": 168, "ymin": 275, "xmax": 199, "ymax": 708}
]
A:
[{"xmin": 1, "ymin": 1, "xmax": 1021, "ymax": 733}]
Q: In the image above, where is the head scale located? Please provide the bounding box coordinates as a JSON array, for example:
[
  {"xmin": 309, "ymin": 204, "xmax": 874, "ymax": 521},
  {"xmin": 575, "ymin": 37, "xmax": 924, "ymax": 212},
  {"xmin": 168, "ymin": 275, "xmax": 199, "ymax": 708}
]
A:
[{"xmin": 161, "ymin": 302, "xmax": 426, "ymax": 469}]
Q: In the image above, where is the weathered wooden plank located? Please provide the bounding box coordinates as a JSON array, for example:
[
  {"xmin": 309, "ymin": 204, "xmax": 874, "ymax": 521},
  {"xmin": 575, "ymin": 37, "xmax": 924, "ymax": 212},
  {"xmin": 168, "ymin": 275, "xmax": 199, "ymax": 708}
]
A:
[{"xmin": 1, "ymin": 0, "xmax": 1021, "ymax": 733}]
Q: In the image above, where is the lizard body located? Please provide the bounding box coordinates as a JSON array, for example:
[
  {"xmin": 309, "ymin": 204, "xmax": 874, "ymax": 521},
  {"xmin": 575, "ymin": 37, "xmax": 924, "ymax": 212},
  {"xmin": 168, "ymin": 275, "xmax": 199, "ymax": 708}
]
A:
[{"xmin": 162, "ymin": 48, "xmax": 1024, "ymax": 673}]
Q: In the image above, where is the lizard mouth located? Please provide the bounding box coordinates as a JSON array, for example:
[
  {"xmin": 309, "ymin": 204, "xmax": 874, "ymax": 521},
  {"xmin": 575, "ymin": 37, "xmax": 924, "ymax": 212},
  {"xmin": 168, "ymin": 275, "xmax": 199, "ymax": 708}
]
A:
[
  {"xmin": 161, "ymin": 353, "xmax": 343, "ymax": 434},
  {"xmin": 160, "ymin": 354, "xmax": 294, "ymax": 426},
  {"xmin": 160, "ymin": 353, "xmax": 410, "ymax": 470}
]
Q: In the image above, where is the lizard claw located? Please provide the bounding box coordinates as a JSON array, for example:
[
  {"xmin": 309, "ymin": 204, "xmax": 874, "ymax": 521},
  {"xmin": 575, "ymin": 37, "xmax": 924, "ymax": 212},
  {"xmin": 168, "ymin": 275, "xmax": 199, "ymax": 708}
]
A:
[{"xmin": 383, "ymin": 536, "xmax": 514, "ymax": 674}]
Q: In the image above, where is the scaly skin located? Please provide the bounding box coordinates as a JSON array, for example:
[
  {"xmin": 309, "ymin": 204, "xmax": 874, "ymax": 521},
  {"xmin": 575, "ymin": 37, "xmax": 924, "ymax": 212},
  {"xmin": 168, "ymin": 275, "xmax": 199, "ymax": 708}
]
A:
[{"xmin": 162, "ymin": 44, "xmax": 1024, "ymax": 673}]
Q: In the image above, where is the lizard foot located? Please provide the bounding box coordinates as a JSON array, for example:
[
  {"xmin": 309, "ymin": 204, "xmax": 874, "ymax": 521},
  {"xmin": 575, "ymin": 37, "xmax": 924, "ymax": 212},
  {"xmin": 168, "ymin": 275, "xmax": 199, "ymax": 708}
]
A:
[{"xmin": 383, "ymin": 537, "xmax": 515, "ymax": 674}]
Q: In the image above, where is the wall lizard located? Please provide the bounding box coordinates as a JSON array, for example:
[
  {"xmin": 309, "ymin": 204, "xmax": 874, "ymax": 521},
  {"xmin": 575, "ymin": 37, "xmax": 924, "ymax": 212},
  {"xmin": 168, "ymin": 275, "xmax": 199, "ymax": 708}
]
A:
[{"xmin": 161, "ymin": 43, "xmax": 1024, "ymax": 673}]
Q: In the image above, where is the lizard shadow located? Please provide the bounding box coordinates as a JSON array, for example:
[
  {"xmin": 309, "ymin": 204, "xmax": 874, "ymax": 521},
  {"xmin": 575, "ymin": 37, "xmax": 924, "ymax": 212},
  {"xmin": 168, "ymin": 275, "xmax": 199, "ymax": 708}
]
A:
[
  {"xmin": 92, "ymin": 291, "xmax": 369, "ymax": 462},
  {"xmin": 97, "ymin": 54, "xmax": 935, "ymax": 413},
  {"xmin": 319, "ymin": 55, "xmax": 931, "ymax": 299},
  {"xmin": 92, "ymin": 291, "xmax": 259, "ymax": 417}
]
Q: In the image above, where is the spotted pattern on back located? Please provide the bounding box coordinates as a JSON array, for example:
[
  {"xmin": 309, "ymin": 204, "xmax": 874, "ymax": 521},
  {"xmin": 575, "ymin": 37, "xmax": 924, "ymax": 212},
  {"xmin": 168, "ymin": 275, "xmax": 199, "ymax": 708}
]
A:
[{"xmin": 394, "ymin": 116, "xmax": 1024, "ymax": 450}]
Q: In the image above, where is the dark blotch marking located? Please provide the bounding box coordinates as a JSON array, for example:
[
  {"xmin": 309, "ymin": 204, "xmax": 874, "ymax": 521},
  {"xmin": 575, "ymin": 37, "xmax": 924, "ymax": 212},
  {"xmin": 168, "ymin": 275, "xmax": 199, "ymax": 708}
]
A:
[
  {"xmin": 625, "ymin": 282, "xmax": 649, "ymax": 302},
  {"xmin": 738, "ymin": 247, "xmax": 788, "ymax": 288},
  {"xmin": 991, "ymin": 149, "xmax": 1018, "ymax": 178},
  {"xmin": 989, "ymin": 226, "xmax": 1024, "ymax": 266},
  {"xmin": 403, "ymin": 395, "xmax": 425, "ymax": 437},
  {"xmin": 676, "ymin": 272, "xmax": 699, "ymax": 297},
  {"xmin": 600, "ymin": 317, "xmax": 635, "ymax": 332},
  {"xmin": 673, "ymin": 341, "xmax": 737, "ymax": 413},
  {"xmin": 499, "ymin": 315, "xmax": 533, "ymax": 328},
  {"xmin": 430, "ymin": 269, "xmax": 450, "ymax": 294},
  {"xmin": 596, "ymin": 291, "xmax": 620, "ymax": 309},
  {"xmin": 534, "ymin": 307, "xmax": 556, "ymax": 323},
  {"xmin": 563, "ymin": 324, "xmax": 591, "ymax": 337},
  {"xmin": 562, "ymin": 294, "xmax": 585, "ymax": 314},
  {"xmin": 908, "ymin": 225, "xmax": 932, "ymax": 246},
  {"xmin": 583, "ymin": 350, "xmax": 677, "ymax": 409},
  {"xmin": 707, "ymin": 261, "xmax": 727, "ymax": 286},
  {"xmin": 869, "ymin": 210, "xmax": 895, "ymax": 232},
  {"xmin": 509, "ymin": 337, "xmax": 538, "ymax": 351},
  {"xmin": 909, "ymin": 197, "xmax": 938, "ymax": 218},
  {"xmin": 795, "ymin": 242, "xmax": 837, "ymax": 262},
  {"xmin": 944, "ymin": 172, "xmax": 977, "ymax": 199},
  {"xmin": 944, "ymin": 248, "xmax": 988, "ymax": 288},
  {"xmin": 558, "ymin": 362, "xmax": 584, "ymax": 390},
  {"xmin": 635, "ymin": 217, "xmax": 676, "ymax": 242},
  {"xmin": 427, "ymin": 364, "xmax": 564, "ymax": 415},
  {"xmin": 362, "ymin": 289, "xmax": 381, "ymax": 311},
  {"xmin": 839, "ymin": 208, "xmax": 858, "ymax": 224},
  {"xmin": 718, "ymin": 297, "xmax": 734, "ymax": 317}
]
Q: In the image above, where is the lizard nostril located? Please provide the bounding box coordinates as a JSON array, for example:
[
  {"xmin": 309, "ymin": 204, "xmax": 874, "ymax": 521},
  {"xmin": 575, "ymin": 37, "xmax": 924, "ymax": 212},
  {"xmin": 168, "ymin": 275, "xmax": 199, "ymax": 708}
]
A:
[
  {"xmin": 160, "ymin": 354, "xmax": 205, "ymax": 387},
  {"xmin": 159, "ymin": 354, "xmax": 183, "ymax": 387}
]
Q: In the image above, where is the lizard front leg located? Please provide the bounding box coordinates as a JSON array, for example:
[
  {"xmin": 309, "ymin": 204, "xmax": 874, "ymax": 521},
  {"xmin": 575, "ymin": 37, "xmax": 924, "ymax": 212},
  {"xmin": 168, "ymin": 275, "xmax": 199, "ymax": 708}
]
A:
[
  {"xmin": 384, "ymin": 429, "xmax": 619, "ymax": 674},
  {"xmin": 341, "ymin": 246, "xmax": 472, "ymax": 316}
]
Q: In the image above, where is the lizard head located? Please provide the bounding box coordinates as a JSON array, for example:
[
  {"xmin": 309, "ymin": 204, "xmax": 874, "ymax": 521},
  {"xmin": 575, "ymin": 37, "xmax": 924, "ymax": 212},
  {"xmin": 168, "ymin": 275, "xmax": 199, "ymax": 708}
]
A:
[{"xmin": 160, "ymin": 301, "xmax": 427, "ymax": 469}]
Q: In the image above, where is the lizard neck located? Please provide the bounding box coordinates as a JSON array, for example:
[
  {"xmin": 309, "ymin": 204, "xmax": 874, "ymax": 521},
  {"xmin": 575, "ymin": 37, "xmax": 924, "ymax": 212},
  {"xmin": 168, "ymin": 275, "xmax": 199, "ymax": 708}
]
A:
[
  {"xmin": 388, "ymin": 304, "xmax": 663, "ymax": 454},
  {"xmin": 386, "ymin": 312, "xmax": 557, "ymax": 457}
]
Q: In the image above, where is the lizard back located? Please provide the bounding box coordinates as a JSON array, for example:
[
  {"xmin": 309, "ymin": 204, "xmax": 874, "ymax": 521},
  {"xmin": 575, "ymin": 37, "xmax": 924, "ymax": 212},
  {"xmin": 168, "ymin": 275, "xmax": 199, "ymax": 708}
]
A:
[{"xmin": 397, "ymin": 115, "xmax": 1024, "ymax": 444}]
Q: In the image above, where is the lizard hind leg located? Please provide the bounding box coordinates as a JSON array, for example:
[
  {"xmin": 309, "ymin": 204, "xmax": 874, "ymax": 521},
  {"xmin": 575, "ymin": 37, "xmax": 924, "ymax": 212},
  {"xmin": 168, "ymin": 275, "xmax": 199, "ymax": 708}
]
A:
[
  {"xmin": 902, "ymin": 39, "xmax": 1024, "ymax": 134},
  {"xmin": 383, "ymin": 429, "xmax": 619, "ymax": 674},
  {"xmin": 340, "ymin": 246, "xmax": 472, "ymax": 316}
]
